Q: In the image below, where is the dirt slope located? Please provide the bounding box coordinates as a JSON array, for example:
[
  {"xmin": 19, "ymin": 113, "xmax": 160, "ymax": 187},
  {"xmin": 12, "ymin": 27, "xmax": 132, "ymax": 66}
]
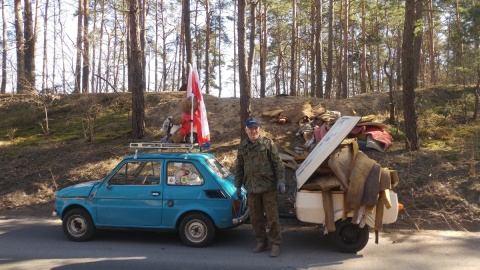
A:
[{"xmin": 0, "ymin": 90, "xmax": 479, "ymax": 232}]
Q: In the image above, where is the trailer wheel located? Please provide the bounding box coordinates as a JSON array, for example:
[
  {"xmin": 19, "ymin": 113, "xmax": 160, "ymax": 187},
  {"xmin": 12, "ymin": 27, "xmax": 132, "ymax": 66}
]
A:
[{"xmin": 330, "ymin": 218, "xmax": 369, "ymax": 253}]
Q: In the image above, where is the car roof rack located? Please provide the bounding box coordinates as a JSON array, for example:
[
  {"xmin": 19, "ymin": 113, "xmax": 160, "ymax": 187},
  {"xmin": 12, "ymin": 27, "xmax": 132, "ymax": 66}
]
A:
[{"xmin": 129, "ymin": 142, "xmax": 201, "ymax": 158}]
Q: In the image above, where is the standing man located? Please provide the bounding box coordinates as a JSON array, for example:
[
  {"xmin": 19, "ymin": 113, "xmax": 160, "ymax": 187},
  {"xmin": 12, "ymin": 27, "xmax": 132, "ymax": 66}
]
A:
[{"xmin": 234, "ymin": 118, "xmax": 286, "ymax": 257}]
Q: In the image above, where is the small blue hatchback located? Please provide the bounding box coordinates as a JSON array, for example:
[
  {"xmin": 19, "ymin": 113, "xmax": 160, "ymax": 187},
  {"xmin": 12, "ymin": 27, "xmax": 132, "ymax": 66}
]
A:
[{"xmin": 54, "ymin": 145, "xmax": 249, "ymax": 247}]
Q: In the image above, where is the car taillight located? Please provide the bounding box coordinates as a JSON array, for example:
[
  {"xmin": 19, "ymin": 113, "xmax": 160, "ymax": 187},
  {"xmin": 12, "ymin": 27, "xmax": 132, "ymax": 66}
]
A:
[{"xmin": 232, "ymin": 200, "xmax": 241, "ymax": 215}]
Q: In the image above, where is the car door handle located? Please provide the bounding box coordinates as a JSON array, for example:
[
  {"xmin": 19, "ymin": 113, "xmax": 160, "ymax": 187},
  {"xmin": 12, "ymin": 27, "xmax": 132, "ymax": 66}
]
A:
[{"xmin": 151, "ymin": 191, "xmax": 161, "ymax": 196}]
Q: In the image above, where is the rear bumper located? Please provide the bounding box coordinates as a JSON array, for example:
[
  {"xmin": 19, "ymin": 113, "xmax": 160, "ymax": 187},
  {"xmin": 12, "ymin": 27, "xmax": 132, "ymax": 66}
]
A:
[{"xmin": 233, "ymin": 208, "xmax": 250, "ymax": 225}]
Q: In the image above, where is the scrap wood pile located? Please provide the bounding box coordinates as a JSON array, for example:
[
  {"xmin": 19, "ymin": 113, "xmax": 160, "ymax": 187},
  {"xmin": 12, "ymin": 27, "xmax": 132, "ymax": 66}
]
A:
[
  {"xmin": 263, "ymin": 107, "xmax": 399, "ymax": 232},
  {"xmin": 262, "ymin": 107, "xmax": 394, "ymax": 170}
]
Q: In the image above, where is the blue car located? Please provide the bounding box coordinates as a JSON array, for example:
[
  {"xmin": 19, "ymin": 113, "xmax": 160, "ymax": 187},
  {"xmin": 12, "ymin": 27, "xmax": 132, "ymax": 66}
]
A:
[{"xmin": 54, "ymin": 145, "xmax": 249, "ymax": 247}]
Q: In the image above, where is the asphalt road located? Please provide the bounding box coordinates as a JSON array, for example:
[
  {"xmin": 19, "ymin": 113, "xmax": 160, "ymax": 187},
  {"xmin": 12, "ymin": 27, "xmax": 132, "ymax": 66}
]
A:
[{"xmin": 0, "ymin": 217, "xmax": 479, "ymax": 270}]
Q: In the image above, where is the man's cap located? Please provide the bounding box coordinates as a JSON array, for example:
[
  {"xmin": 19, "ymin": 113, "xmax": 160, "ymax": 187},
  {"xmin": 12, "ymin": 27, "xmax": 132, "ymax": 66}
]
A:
[{"xmin": 246, "ymin": 118, "xmax": 259, "ymax": 128}]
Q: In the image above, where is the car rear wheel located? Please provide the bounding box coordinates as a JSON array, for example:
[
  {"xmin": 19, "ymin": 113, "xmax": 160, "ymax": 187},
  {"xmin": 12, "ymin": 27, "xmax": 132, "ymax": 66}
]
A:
[
  {"xmin": 179, "ymin": 213, "xmax": 215, "ymax": 247},
  {"xmin": 330, "ymin": 217, "xmax": 369, "ymax": 253},
  {"xmin": 62, "ymin": 208, "xmax": 95, "ymax": 242}
]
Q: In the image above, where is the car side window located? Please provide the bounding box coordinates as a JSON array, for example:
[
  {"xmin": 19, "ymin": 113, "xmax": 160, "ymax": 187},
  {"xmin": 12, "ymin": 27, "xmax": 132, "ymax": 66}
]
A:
[
  {"xmin": 166, "ymin": 162, "xmax": 204, "ymax": 186},
  {"xmin": 109, "ymin": 161, "xmax": 161, "ymax": 185}
]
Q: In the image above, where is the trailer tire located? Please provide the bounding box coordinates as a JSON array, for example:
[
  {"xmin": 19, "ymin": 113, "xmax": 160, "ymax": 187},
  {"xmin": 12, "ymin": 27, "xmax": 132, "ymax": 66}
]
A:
[{"xmin": 330, "ymin": 218, "xmax": 369, "ymax": 253}]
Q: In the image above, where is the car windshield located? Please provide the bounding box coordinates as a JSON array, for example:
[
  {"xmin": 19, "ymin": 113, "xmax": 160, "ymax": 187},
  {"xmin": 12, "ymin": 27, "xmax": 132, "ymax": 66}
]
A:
[{"xmin": 205, "ymin": 157, "xmax": 232, "ymax": 179}]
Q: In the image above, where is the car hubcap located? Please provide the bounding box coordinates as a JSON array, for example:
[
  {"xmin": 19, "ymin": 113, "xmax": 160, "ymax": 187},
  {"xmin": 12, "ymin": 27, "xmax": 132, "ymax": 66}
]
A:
[
  {"xmin": 68, "ymin": 216, "xmax": 87, "ymax": 236},
  {"xmin": 185, "ymin": 220, "xmax": 207, "ymax": 243}
]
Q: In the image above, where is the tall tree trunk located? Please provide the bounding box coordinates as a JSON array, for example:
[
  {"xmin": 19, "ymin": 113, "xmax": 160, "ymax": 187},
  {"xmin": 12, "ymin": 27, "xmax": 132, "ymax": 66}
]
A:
[
  {"xmin": 325, "ymin": 0, "xmax": 333, "ymax": 99},
  {"xmin": 336, "ymin": 1, "xmax": 343, "ymax": 99},
  {"xmin": 413, "ymin": 0, "xmax": 423, "ymax": 89},
  {"xmin": 260, "ymin": 2, "xmax": 267, "ymax": 98},
  {"xmin": 453, "ymin": 0, "xmax": 463, "ymax": 84},
  {"xmin": 140, "ymin": 0, "xmax": 146, "ymax": 92},
  {"xmin": 91, "ymin": 0, "xmax": 98, "ymax": 93},
  {"xmin": 57, "ymin": 0, "xmax": 66, "ymax": 94},
  {"xmin": 360, "ymin": 0, "xmax": 367, "ymax": 94},
  {"xmin": 23, "ymin": 0, "xmax": 36, "ymax": 94},
  {"xmin": 217, "ymin": 0, "xmax": 222, "ymax": 97},
  {"xmin": 82, "ymin": 0, "xmax": 90, "ymax": 93},
  {"xmin": 427, "ymin": 0, "xmax": 436, "ymax": 85},
  {"xmin": 473, "ymin": 70, "xmax": 479, "ymax": 121},
  {"xmin": 183, "ymin": 0, "xmax": 192, "ymax": 78},
  {"xmin": 402, "ymin": 0, "xmax": 420, "ymax": 151},
  {"xmin": 96, "ymin": 0, "xmax": 106, "ymax": 92},
  {"xmin": 1, "ymin": 0, "xmax": 7, "ymax": 94},
  {"xmin": 205, "ymin": 0, "xmax": 211, "ymax": 95},
  {"xmin": 161, "ymin": 0, "xmax": 167, "ymax": 91},
  {"xmin": 179, "ymin": 1, "xmax": 185, "ymax": 84},
  {"xmin": 14, "ymin": 0, "xmax": 25, "ymax": 94},
  {"xmin": 289, "ymin": 0, "xmax": 297, "ymax": 96},
  {"xmin": 310, "ymin": 1, "xmax": 315, "ymax": 97},
  {"xmin": 233, "ymin": 0, "xmax": 237, "ymax": 98},
  {"xmin": 395, "ymin": 1, "xmax": 402, "ymax": 90},
  {"xmin": 172, "ymin": 31, "xmax": 179, "ymax": 90},
  {"xmin": 247, "ymin": 1, "xmax": 256, "ymax": 80},
  {"xmin": 106, "ymin": 32, "xmax": 112, "ymax": 92},
  {"xmin": 111, "ymin": 2, "xmax": 117, "ymax": 92},
  {"xmin": 41, "ymin": 0, "xmax": 49, "ymax": 92},
  {"xmin": 154, "ymin": 0, "xmax": 159, "ymax": 91},
  {"xmin": 314, "ymin": 0, "xmax": 323, "ymax": 98},
  {"xmin": 238, "ymin": 0, "xmax": 250, "ymax": 140},
  {"xmin": 129, "ymin": 0, "xmax": 145, "ymax": 139},
  {"xmin": 74, "ymin": 0, "xmax": 83, "ymax": 94},
  {"xmin": 384, "ymin": 9, "xmax": 395, "ymax": 125},
  {"xmin": 341, "ymin": 0, "xmax": 349, "ymax": 99},
  {"xmin": 122, "ymin": 29, "xmax": 126, "ymax": 92},
  {"xmin": 385, "ymin": 47, "xmax": 395, "ymax": 125}
]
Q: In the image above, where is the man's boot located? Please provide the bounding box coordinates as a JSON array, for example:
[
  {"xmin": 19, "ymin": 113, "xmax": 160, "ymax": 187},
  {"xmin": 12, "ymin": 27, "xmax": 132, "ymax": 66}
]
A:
[
  {"xmin": 270, "ymin": 244, "xmax": 280, "ymax": 257},
  {"xmin": 252, "ymin": 242, "xmax": 268, "ymax": 253}
]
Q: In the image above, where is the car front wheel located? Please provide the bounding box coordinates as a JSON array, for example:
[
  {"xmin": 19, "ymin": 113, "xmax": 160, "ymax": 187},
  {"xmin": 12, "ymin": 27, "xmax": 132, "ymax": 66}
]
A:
[
  {"xmin": 62, "ymin": 208, "xmax": 95, "ymax": 242},
  {"xmin": 179, "ymin": 213, "xmax": 215, "ymax": 247},
  {"xmin": 330, "ymin": 217, "xmax": 369, "ymax": 253}
]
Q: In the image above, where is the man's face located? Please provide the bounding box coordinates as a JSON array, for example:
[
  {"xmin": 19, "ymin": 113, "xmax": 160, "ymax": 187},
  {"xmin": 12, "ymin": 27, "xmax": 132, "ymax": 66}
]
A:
[{"xmin": 245, "ymin": 126, "xmax": 260, "ymax": 142}]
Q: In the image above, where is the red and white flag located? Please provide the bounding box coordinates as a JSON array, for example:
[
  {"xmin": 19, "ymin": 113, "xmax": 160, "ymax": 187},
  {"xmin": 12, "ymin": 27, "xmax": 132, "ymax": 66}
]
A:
[{"xmin": 186, "ymin": 64, "xmax": 210, "ymax": 147}]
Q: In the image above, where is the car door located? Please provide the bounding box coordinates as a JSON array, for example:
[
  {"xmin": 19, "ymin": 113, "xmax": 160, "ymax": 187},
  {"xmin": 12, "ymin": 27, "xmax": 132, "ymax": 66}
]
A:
[
  {"xmin": 94, "ymin": 160, "xmax": 164, "ymax": 227},
  {"xmin": 161, "ymin": 160, "xmax": 209, "ymax": 227}
]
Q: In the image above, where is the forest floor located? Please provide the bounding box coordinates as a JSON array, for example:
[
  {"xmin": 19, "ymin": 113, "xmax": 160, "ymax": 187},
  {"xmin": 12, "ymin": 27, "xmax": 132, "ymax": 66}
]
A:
[{"xmin": 0, "ymin": 87, "xmax": 479, "ymax": 232}]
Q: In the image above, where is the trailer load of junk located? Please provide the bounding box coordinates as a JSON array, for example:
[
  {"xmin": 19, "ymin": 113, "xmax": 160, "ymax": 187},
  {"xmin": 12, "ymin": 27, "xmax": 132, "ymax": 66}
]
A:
[{"xmin": 269, "ymin": 109, "xmax": 401, "ymax": 247}]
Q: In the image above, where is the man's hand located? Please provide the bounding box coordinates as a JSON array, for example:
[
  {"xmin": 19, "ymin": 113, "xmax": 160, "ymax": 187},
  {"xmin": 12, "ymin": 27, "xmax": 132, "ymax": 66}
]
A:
[
  {"xmin": 235, "ymin": 187, "xmax": 242, "ymax": 198},
  {"xmin": 277, "ymin": 182, "xmax": 286, "ymax": 194}
]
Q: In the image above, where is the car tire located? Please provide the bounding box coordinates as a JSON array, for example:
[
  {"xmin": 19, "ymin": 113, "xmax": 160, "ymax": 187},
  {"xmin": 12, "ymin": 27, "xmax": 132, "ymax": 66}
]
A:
[
  {"xmin": 62, "ymin": 208, "xmax": 96, "ymax": 242},
  {"xmin": 330, "ymin": 217, "xmax": 369, "ymax": 253},
  {"xmin": 179, "ymin": 213, "xmax": 215, "ymax": 247}
]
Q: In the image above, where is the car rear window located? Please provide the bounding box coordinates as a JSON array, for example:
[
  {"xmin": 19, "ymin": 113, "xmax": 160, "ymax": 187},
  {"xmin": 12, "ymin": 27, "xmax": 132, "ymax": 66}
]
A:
[{"xmin": 205, "ymin": 158, "xmax": 232, "ymax": 179}]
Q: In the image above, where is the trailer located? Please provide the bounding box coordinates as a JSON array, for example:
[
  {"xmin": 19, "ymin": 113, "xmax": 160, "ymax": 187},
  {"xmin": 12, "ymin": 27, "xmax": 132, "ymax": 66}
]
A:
[{"xmin": 294, "ymin": 116, "xmax": 401, "ymax": 253}]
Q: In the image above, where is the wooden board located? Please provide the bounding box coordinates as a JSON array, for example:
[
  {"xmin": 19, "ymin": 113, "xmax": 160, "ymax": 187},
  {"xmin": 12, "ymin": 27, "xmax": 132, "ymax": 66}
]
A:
[{"xmin": 295, "ymin": 116, "xmax": 361, "ymax": 189}]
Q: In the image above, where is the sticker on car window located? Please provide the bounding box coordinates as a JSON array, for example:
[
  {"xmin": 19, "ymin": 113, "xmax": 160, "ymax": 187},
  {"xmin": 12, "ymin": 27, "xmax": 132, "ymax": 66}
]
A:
[
  {"xmin": 167, "ymin": 162, "xmax": 204, "ymax": 186},
  {"xmin": 167, "ymin": 176, "xmax": 176, "ymax": 185}
]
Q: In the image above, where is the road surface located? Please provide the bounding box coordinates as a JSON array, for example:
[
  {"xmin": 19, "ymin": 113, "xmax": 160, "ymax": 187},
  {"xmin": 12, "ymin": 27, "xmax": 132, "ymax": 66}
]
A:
[{"xmin": 0, "ymin": 216, "xmax": 479, "ymax": 270}]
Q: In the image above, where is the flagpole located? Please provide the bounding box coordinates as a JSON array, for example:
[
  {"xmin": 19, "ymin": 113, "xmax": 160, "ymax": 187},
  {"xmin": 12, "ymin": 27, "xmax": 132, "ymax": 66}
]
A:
[{"xmin": 188, "ymin": 63, "xmax": 194, "ymax": 145}]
